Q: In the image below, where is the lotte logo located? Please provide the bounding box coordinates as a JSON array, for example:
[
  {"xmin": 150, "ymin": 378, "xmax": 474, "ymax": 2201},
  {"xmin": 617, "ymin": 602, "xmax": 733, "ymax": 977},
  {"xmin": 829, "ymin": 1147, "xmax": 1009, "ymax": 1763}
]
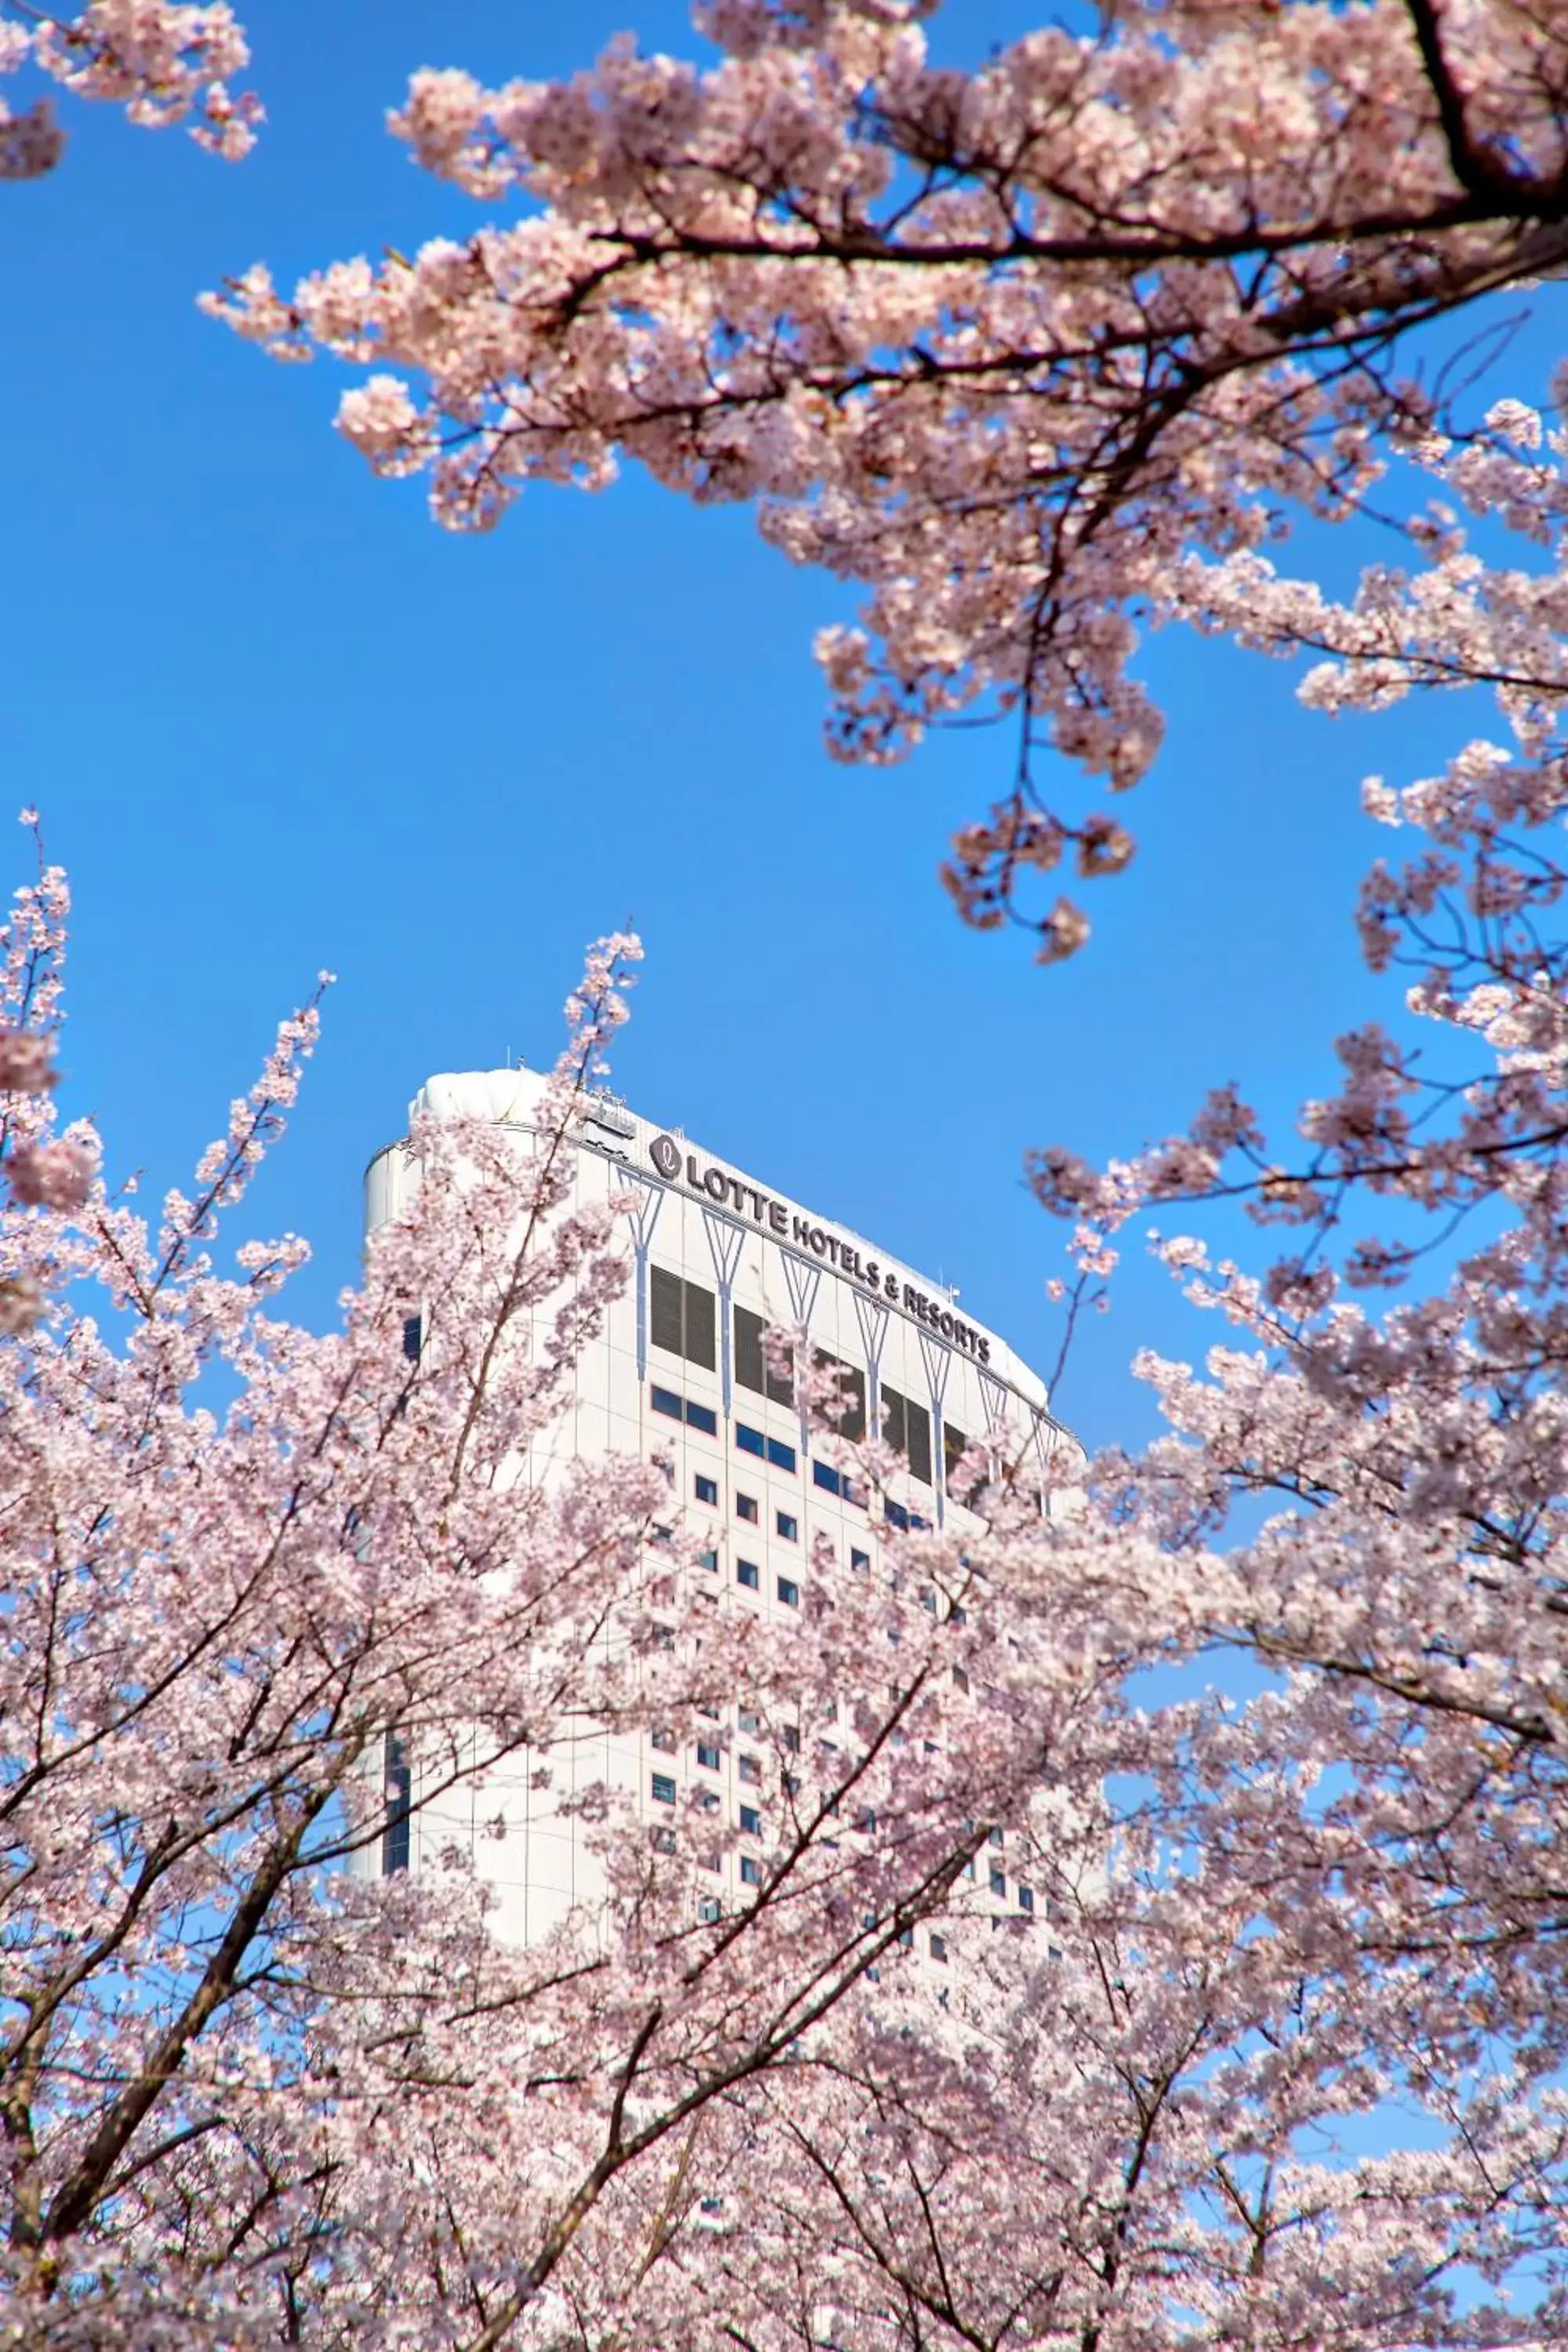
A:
[{"xmin": 648, "ymin": 1134, "xmax": 681, "ymax": 1181}]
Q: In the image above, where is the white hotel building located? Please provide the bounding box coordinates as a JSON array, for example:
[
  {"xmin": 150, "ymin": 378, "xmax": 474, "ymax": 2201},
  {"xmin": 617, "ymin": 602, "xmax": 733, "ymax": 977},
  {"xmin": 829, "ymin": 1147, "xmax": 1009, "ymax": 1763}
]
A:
[{"xmin": 364, "ymin": 1069, "xmax": 1073, "ymax": 1951}]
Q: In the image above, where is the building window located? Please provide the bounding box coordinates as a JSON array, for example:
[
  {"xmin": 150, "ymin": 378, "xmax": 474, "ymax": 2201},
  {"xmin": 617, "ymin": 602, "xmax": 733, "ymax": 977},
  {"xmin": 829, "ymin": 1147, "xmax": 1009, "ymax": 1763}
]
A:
[
  {"xmin": 737, "ymin": 1558, "xmax": 760, "ymax": 1590},
  {"xmin": 736, "ymin": 1492, "xmax": 758, "ymax": 1523},
  {"xmin": 777, "ymin": 1577, "xmax": 799, "ymax": 1608},
  {"xmin": 735, "ymin": 1422, "xmax": 796, "ymax": 1473},
  {"xmin": 929, "ymin": 1933, "xmax": 948, "ymax": 1963},
  {"xmin": 652, "ymin": 1774, "xmax": 677, "ymax": 1806},
  {"xmin": 735, "ymin": 1305, "xmax": 793, "ymax": 1404},
  {"xmin": 698, "ymin": 1851, "xmax": 720, "ymax": 1872},
  {"xmin": 884, "ymin": 1498, "xmax": 929, "ymax": 1533},
  {"xmin": 695, "ymin": 1473, "xmax": 718, "ymax": 1505},
  {"xmin": 944, "ymin": 1420, "xmax": 972, "ymax": 1490},
  {"xmin": 739, "ymin": 1803, "xmax": 761, "ymax": 1835},
  {"xmin": 812, "ymin": 1459, "xmax": 866, "ymax": 1505},
  {"xmin": 652, "ymin": 1727, "xmax": 677, "ymax": 1753},
  {"xmin": 651, "ymin": 1825, "xmax": 676, "ymax": 1854},
  {"xmin": 781, "ymin": 1725, "xmax": 800, "ymax": 1753},
  {"xmin": 401, "ymin": 1315, "xmax": 423, "ymax": 1363},
  {"xmin": 382, "ymin": 1733, "xmax": 411, "ymax": 1876},
  {"xmin": 953, "ymin": 1664, "xmax": 970, "ymax": 1693},
  {"xmin": 881, "ymin": 1385, "xmax": 933, "ymax": 1485},
  {"xmin": 652, "ymin": 1385, "xmax": 718, "ymax": 1437},
  {"xmin": 738, "ymin": 1752, "xmax": 762, "ymax": 1785},
  {"xmin": 699, "ymin": 1548, "xmax": 718, "ymax": 1573},
  {"xmin": 698, "ymin": 1896, "xmax": 722, "ymax": 1923},
  {"xmin": 740, "ymin": 1855, "xmax": 763, "ymax": 1887},
  {"xmin": 696, "ymin": 1742, "xmax": 721, "ymax": 1771},
  {"xmin": 811, "ymin": 1348, "xmax": 866, "ymax": 1440},
  {"xmin": 739, "ymin": 1708, "xmax": 760, "ymax": 1733},
  {"xmin": 989, "ymin": 1827, "xmax": 1004, "ymax": 1848},
  {"xmin": 1018, "ymin": 1884, "xmax": 1036, "ymax": 1913},
  {"xmin": 851, "ymin": 1546, "xmax": 870, "ymax": 1574},
  {"xmin": 775, "ymin": 1512, "xmax": 797, "ymax": 1543},
  {"xmin": 989, "ymin": 1868, "xmax": 1007, "ymax": 1899},
  {"xmin": 651, "ymin": 1266, "xmax": 716, "ymax": 1370}
]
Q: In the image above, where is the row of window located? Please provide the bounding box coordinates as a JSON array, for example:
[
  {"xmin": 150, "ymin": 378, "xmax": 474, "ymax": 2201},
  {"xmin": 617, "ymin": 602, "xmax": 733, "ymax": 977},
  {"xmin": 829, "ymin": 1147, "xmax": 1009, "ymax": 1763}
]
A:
[
  {"xmin": 662, "ymin": 1392, "xmax": 933, "ymax": 1533},
  {"xmin": 651, "ymin": 1269, "xmax": 977, "ymax": 1490},
  {"xmin": 651, "ymin": 1383, "xmax": 719, "ymax": 1436},
  {"xmin": 648, "ymin": 1767, "xmax": 1041, "ymax": 1924}
]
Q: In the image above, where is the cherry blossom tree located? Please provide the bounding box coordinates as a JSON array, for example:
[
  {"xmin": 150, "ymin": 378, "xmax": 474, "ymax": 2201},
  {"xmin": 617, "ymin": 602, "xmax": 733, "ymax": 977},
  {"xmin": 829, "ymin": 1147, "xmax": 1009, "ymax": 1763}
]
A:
[
  {"xmin": 16, "ymin": 2, "xmax": 1568, "ymax": 2334},
  {"xmin": 1, "ymin": 2, "xmax": 257, "ymax": 180},
  {"xmin": 208, "ymin": 0, "xmax": 1568, "ymax": 955},
  {"xmin": 5, "ymin": 756, "xmax": 1567, "ymax": 2343},
  {"xmin": 0, "ymin": 833, "xmax": 1135, "ymax": 2349}
]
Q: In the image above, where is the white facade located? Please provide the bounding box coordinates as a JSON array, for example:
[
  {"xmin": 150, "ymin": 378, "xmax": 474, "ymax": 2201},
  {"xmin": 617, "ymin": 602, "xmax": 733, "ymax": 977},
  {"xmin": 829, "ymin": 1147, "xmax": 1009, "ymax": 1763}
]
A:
[{"xmin": 363, "ymin": 1069, "xmax": 1073, "ymax": 1952}]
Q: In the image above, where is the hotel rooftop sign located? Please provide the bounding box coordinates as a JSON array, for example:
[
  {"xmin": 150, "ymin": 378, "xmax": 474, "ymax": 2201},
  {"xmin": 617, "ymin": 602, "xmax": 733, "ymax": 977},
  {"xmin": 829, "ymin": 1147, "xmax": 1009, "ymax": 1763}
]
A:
[{"xmin": 647, "ymin": 1134, "xmax": 992, "ymax": 1364}]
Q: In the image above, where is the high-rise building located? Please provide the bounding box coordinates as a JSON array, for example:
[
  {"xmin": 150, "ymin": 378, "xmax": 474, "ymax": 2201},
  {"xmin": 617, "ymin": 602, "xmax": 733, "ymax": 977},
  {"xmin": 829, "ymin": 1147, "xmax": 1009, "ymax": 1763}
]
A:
[{"xmin": 361, "ymin": 1068, "xmax": 1073, "ymax": 1951}]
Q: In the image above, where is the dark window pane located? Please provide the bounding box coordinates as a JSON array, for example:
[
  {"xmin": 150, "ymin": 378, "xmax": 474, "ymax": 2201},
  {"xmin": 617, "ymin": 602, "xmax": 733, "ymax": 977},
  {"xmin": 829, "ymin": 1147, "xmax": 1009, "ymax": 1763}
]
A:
[
  {"xmin": 401, "ymin": 1316, "xmax": 423, "ymax": 1363},
  {"xmin": 651, "ymin": 1385, "xmax": 683, "ymax": 1421},
  {"xmin": 767, "ymin": 1436, "xmax": 797, "ymax": 1473},
  {"xmin": 685, "ymin": 1399, "xmax": 717, "ymax": 1436},
  {"xmin": 944, "ymin": 1420, "xmax": 970, "ymax": 1486},
  {"xmin": 906, "ymin": 1399, "xmax": 932, "ymax": 1485},
  {"xmin": 383, "ymin": 1732, "xmax": 411, "ymax": 1876},
  {"xmin": 684, "ymin": 1279, "xmax": 716, "ymax": 1370},
  {"xmin": 883, "ymin": 1385, "xmax": 906, "ymax": 1456},
  {"xmin": 650, "ymin": 1265, "xmax": 684, "ymax": 1358},
  {"xmin": 814, "ymin": 1350, "xmax": 865, "ymax": 1441},
  {"xmin": 813, "ymin": 1461, "xmax": 840, "ymax": 1495},
  {"xmin": 736, "ymin": 1423, "xmax": 764, "ymax": 1458},
  {"xmin": 735, "ymin": 1305, "xmax": 765, "ymax": 1396},
  {"xmin": 737, "ymin": 1305, "xmax": 792, "ymax": 1403}
]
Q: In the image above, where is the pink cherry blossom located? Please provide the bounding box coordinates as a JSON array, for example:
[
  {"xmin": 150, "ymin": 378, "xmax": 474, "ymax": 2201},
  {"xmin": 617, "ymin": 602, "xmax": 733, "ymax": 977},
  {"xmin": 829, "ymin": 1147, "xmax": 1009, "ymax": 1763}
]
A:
[
  {"xmin": 8, "ymin": 1134, "xmax": 91, "ymax": 1209},
  {"xmin": 211, "ymin": 0, "xmax": 1568, "ymax": 958},
  {"xmin": 1, "ymin": 1, "xmax": 258, "ymax": 177},
  {"xmin": 0, "ymin": 1027, "xmax": 55, "ymax": 1091}
]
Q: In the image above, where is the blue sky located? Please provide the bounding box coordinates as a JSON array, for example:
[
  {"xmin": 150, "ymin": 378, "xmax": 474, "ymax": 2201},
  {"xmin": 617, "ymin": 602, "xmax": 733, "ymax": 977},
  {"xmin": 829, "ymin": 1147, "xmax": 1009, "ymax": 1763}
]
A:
[{"xmin": 0, "ymin": 1, "xmax": 1546, "ymax": 1451}]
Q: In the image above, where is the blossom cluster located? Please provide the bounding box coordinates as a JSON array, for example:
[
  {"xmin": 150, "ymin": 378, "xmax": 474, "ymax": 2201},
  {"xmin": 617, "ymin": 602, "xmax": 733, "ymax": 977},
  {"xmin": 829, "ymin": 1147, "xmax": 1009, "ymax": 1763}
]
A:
[
  {"xmin": 0, "ymin": 1, "xmax": 258, "ymax": 175},
  {"xmin": 207, "ymin": 0, "xmax": 1568, "ymax": 954}
]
